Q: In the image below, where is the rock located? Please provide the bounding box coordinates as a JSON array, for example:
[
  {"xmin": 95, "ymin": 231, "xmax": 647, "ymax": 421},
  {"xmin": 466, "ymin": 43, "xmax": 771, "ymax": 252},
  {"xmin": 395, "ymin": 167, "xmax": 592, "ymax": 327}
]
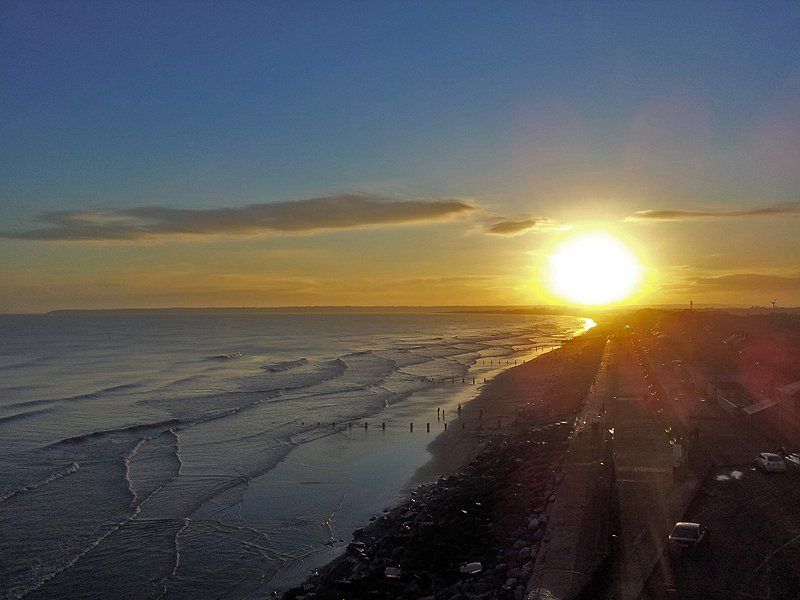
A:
[
  {"xmin": 507, "ymin": 567, "xmax": 521, "ymax": 580},
  {"xmin": 384, "ymin": 566, "xmax": 401, "ymax": 579},
  {"xmin": 518, "ymin": 546, "xmax": 531, "ymax": 559},
  {"xmin": 527, "ymin": 517, "xmax": 539, "ymax": 530},
  {"xmin": 506, "ymin": 577, "xmax": 517, "ymax": 588},
  {"xmin": 512, "ymin": 539, "xmax": 525, "ymax": 551},
  {"xmin": 460, "ymin": 561, "xmax": 483, "ymax": 574}
]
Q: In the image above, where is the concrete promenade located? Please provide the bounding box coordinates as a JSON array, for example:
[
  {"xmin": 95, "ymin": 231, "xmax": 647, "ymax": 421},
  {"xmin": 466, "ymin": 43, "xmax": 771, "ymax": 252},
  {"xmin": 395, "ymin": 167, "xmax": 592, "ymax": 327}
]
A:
[
  {"xmin": 527, "ymin": 338, "xmax": 614, "ymax": 600},
  {"xmin": 609, "ymin": 336, "xmax": 676, "ymax": 599}
]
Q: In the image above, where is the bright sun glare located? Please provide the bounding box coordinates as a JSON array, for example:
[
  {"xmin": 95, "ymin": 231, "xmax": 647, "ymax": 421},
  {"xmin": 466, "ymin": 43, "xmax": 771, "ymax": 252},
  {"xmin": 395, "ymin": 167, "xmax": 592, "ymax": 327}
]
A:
[{"xmin": 547, "ymin": 232, "xmax": 643, "ymax": 305}]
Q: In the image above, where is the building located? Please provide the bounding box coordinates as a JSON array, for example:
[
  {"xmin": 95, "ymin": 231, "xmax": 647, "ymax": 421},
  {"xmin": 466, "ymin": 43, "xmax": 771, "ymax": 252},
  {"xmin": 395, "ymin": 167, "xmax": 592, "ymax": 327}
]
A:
[{"xmin": 777, "ymin": 381, "xmax": 800, "ymax": 444}]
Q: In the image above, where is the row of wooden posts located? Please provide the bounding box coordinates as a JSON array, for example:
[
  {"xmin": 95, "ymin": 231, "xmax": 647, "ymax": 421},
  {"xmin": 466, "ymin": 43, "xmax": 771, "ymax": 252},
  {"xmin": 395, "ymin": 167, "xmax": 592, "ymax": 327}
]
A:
[
  {"xmin": 302, "ymin": 417, "xmax": 504, "ymax": 431},
  {"xmin": 295, "ymin": 349, "xmax": 558, "ymax": 432},
  {"xmin": 431, "ymin": 347, "xmax": 556, "ymax": 385}
]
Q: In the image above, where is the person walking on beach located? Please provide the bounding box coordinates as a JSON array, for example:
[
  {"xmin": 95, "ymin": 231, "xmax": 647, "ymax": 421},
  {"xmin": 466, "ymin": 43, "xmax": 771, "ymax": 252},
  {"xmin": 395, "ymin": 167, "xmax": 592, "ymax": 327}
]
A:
[{"xmin": 457, "ymin": 404, "xmax": 462, "ymax": 415}]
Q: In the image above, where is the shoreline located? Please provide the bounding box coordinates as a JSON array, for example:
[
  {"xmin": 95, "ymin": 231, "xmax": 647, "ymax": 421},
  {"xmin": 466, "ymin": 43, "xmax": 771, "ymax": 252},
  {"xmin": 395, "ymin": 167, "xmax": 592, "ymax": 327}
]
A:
[
  {"xmin": 263, "ymin": 331, "xmax": 580, "ymax": 593},
  {"xmin": 411, "ymin": 341, "xmax": 574, "ymax": 485},
  {"xmin": 283, "ymin": 323, "xmax": 609, "ymax": 599}
]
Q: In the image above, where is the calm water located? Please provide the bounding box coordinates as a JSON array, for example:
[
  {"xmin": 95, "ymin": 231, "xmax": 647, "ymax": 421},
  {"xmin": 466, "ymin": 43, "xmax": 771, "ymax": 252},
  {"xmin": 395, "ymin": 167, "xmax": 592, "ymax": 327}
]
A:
[{"xmin": 0, "ymin": 311, "xmax": 587, "ymax": 599}]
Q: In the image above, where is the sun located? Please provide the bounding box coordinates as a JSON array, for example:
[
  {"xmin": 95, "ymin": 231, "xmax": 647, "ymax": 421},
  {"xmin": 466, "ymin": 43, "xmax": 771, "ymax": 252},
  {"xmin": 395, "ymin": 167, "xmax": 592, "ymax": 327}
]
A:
[{"xmin": 546, "ymin": 232, "xmax": 643, "ymax": 305}]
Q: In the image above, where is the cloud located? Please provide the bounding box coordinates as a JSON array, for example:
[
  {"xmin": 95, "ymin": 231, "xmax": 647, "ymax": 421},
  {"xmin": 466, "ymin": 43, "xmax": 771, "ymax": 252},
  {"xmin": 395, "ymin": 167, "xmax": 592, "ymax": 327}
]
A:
[
  {"xmin": 688, "ymin": 273, "xmax": 800, "ymax": 293},
  {"xmin": 2, "ymin": 194, "xmax": 475, "ymax": 241},
  {"xmin": 486, "ymin": 217, "xmax": 568, "ymax": 236},
  {"xmin": 626, "ymin": 202, "xmax": 800, "ymax": 221}
]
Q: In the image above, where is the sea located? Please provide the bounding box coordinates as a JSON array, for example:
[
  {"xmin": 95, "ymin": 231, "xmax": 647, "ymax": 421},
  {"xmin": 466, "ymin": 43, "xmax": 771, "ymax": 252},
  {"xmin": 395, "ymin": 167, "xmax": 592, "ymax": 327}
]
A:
[{"xmin": 0, "ymin": 311, "xmax": 590, "ymax": 599}]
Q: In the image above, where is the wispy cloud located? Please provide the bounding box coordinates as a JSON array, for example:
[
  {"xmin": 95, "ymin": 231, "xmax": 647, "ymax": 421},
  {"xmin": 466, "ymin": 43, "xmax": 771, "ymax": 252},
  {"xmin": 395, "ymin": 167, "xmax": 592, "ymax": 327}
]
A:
[
  {"xmin": 626, "ymin": 202, "xmax": 800, "ymax": 221},
  {"xmin": 486, "ymin": 217, "xmax": 568, "ymax": 236},
  {"xmin": 688, "ymin": 273, "xmax": 800, "ymax": 292},
  {"xmin": 2, "ymin": 194, "xmax": 475, "ymax": 241}
]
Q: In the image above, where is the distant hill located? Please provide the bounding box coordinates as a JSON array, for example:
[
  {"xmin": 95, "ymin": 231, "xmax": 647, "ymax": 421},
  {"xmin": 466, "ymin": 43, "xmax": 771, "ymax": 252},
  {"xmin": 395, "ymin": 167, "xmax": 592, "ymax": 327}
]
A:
[
  {"xmin": 37, "ymin": 304, "xmax": 799, "ymax": 317},
  {"xmin": 46, "ymin": 305, "xmax": 580, "ymax": 316}
]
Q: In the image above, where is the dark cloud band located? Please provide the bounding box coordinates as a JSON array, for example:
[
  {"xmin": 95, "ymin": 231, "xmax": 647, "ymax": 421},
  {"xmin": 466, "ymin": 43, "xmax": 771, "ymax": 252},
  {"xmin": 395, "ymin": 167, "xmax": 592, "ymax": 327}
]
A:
[
  {"xmin": 2, "ymin": 194, "xmax": 474, "ymax": 241},
  {"xmin": 689, "ymin": 273, "xmax": 800, "ymax": 292},
  {"xmin": 486, "ymin": 217, "xmax": 565, "ymax": 236},
  {"xmin": 627, "ymin": 202, "xmax": 800, "ymax": 221}
]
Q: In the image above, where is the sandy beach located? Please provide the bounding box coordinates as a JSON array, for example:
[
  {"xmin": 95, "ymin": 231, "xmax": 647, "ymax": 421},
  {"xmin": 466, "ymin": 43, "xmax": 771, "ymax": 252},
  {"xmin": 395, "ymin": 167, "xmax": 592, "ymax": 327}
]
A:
[
  {"xmin": 414, "ymin": 325, "xmax": 606, "ymax": 483},
  {"xmin": 284, "ymin": 323, "xmax": 609, "ymax": 599}
]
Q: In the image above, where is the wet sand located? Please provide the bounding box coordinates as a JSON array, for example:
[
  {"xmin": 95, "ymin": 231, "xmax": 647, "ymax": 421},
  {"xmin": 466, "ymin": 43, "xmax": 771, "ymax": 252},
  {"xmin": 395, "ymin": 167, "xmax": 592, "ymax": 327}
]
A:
[
  {"xmin": 284, "ymin": 324, "xmax": 610, "ymax": 600},
  {"xmin": 415, "ymin": 325, "xmax": 606, "ymax": 482}
]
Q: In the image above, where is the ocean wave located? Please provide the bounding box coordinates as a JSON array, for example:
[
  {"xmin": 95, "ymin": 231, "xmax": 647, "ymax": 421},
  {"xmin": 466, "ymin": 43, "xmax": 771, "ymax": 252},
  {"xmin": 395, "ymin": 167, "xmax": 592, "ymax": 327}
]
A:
[
  {"xmin": 127, "ymin": 429, "xmax": 183, "ymax": 516},
  {"xmin": 50, "ymin": 407, "xmax": 251, "ymax": 450},
  {"xmin": 0, "ymin": 406, "xmax": 57, "ymax": 425},
  {"xmin": 0, "ymin": 357, "xmax": 44, "ymax": 371},
  {"xmin": 210, "ymin": 352, "xmax": 243, "ymax": 360},
  {"xmin": 122, "ymin": 439, "xmax": 147, "ymax": 506},
  {"xmin": 49, "ymin": 418, "xmax": 184, "ymax": 447},
  {"xmin": 0, "ymin": 462, "xmax": 80, "ymax": 504},
  {"xmin": 11, "ymin": 515, "xmax": 131, "ymax": 599},
  {"xmin": 262, "ymin": 358, "xmax": 309, "ymax": 372},
  {"xmin": 2, "ymin": 382, "xmax": 143, "ymax": 412}
]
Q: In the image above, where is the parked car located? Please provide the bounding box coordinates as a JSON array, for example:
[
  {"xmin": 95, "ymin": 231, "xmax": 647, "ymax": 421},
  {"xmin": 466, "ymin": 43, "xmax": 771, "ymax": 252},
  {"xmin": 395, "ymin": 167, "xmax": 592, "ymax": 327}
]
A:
[
  {"xmin": 756, "ymin": 452, "xmax": 787, "ymax": 472},
  {"xmin": 669, "ymin": 522, "xmax": 709, "ymax": 550}
]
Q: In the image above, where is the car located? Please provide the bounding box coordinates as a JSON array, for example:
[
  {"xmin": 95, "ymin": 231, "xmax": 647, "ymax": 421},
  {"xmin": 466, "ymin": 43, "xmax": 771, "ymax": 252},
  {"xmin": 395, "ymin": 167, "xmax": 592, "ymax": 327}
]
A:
[
  {"xmin": 756, "ymin": 452, "xmax": 787, "ymax": 472},
  {"xmin": 669, "ymin": 522, "xmax": 709, "ymax": 550}
]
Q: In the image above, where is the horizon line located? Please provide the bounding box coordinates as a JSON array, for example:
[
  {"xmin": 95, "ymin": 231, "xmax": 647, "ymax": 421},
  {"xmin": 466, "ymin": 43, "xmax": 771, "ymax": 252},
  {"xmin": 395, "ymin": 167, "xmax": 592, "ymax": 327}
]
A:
[{"xmin": 1, "ymin": 303, "xmax": 797, "ymax": 316}]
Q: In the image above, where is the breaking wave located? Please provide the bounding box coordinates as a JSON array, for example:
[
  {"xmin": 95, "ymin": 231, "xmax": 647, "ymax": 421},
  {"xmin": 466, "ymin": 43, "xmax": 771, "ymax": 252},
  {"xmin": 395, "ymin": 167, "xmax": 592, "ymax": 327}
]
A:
[
  {"xmin": 262, "ymin": 358, "xmax": 309, "ymax": 372},
  {"xmin": 0, "ymin": 462, "xmax": 80, "ymax": 504}
]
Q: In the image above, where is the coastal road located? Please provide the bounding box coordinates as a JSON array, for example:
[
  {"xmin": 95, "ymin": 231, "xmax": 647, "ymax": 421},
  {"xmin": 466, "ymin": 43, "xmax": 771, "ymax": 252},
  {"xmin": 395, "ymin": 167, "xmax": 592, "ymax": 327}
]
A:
[
  {"xmin": 635, "ymin": 329, "xmax": 800, "ymax": 600},
  {"xmin": 659, "ymin": 461, "xmax": 800, "ymax": 600}
]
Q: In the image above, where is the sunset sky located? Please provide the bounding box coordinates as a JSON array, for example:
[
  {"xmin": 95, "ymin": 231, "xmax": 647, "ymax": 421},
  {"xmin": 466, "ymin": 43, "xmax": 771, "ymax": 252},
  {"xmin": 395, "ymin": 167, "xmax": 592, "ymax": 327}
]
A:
[{"xmin": 2, "ymin": 2, "xmax": 800, "ymax": 312}]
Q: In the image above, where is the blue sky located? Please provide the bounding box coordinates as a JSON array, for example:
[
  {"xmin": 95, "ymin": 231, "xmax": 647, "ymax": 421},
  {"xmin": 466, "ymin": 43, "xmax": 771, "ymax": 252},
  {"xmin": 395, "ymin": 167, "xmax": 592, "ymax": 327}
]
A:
[
  {"xmin": 3, "ymin": 2, "xmax": 798, "ymax": 214},
  {"xmin": 1, "ymin": 1, "xmax": 800, "ymax": 310}
]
